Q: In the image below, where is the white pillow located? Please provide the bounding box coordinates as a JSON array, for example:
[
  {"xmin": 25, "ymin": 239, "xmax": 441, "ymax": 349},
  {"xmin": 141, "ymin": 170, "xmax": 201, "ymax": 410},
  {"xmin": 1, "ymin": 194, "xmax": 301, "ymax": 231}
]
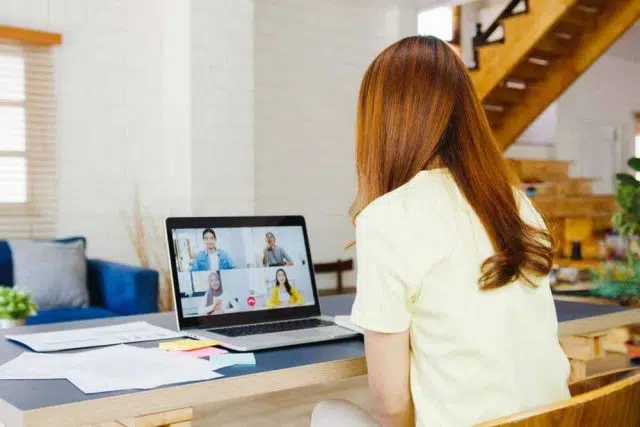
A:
[{"xmin": 9, "ymin": 240, "xmax": 89, "ymax": 309}]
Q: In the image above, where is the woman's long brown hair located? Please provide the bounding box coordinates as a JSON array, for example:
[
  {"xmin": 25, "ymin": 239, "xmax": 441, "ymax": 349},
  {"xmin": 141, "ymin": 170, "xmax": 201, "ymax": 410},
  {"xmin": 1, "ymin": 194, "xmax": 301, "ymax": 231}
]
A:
[{"xmin": 350, "ymin": 36, "xmax": 552, "ymax": 290}]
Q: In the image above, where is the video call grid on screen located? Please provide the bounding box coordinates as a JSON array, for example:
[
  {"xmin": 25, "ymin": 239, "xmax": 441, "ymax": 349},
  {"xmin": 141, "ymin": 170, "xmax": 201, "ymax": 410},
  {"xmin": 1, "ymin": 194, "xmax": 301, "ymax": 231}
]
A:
[{"xmin": 171, "ymin": 226, "xmax": 316, "ymax": 318}]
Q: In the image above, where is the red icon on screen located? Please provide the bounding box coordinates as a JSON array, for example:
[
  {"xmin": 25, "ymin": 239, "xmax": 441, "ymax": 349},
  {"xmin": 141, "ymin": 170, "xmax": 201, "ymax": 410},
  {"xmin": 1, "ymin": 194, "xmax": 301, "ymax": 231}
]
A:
[{"xmin": 247, "ymin": 296, "xmax": 256, "ymax": 307}]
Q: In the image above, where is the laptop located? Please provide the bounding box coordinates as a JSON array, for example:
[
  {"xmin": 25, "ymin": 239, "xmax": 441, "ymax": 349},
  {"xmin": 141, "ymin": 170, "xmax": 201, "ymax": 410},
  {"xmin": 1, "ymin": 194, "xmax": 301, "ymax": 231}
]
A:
[{"xmin": 165, "ymin": 215, "xmax": 358, "ymax": 351}]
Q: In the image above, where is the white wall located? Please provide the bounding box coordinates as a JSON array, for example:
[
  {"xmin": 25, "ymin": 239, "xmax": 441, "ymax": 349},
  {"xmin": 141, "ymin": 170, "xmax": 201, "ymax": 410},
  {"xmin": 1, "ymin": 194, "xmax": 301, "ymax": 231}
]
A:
[
  {"xmin": 1, "ymin": 0, "xmax": 170, "ymax": 262},
  {"xmin": 254, "ymin": 0, "xmax": 412, "ymax": 288},
  {"xmin": 0, "ymin": 0, "xmax": 255, "ymax": 266},
  {"xmin": 555, "ymin": 54, "xmax": 640, "ymax": 187},
  {"xmin": 191, "ymin": 0, "xmax": 254, "ymax": 216}
]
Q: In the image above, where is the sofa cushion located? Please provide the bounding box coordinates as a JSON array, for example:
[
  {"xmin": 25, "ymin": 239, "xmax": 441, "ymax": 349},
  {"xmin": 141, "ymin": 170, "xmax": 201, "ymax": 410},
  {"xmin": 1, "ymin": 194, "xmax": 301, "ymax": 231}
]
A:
[
  {"xmin": 10, "ymin": 240, "xmax": 89, "ymax": 309},
  {"xmin": 0, "ymin": 236, "xmax": 86, "ymax": 287},
  {"xmin": 25, "ymin": 307, "xmax": 118, "ymax": 325}
]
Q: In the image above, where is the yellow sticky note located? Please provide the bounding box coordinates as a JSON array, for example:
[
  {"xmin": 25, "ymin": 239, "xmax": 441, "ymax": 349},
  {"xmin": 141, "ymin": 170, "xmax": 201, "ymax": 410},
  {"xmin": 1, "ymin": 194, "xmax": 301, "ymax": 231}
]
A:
[{"xmin": 159, "ymin": 339, "xmax": 220, "ymax": 351}]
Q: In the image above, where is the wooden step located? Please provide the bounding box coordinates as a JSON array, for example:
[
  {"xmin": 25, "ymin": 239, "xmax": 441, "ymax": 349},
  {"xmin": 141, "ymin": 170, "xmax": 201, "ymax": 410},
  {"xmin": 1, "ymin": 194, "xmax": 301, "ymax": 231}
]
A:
[
  {"xmin": 560, "ymin": 5, "xmax": 599, "ymax": 29},
  {"xmin": 552, "ymin": 20, "xmax": 587, "ymax": 39},
  {"xmin": 509, "ymin": 60, "xmax": 550, "ymax": 82},
  {"xmin": 485, "ymin": 86, "xmax": 527, "ymax": 105},
  {"xmin": 484, "ymin": 106, "xmax": 505, "ymax": 127},
  {"xmin": 528, "ymin": 178, "xmax": 594, "ymax": 197},
  {"xmin": 554, "ymin": 257, "xmax": 601, "ymax": 269},
  {"xmin": 532, "ymin": 195, "xmax": 616, "ymax": 218},
  {"xmin": 508, "ymin": 158, "xmax": 570, "ymax": 182},
  {"xmin": 533, "ymin": 35, "xmax": 575, "ymax": 57},
  {"xmin": 576, "ymin": 0, "xmax": 607, "ymax": 11}
]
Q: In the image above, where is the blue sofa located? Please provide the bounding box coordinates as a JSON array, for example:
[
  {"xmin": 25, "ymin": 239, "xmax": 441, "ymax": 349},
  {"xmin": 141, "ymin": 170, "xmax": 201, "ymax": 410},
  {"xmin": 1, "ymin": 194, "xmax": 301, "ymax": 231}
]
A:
[{"xmin": 0, "ymin": 237, "xmax": 159, "ymax": 325}]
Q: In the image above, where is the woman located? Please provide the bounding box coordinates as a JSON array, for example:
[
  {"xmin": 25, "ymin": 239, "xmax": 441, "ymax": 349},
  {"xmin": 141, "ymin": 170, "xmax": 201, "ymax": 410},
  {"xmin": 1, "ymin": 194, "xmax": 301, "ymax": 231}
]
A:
[
  {"xmin": 191, "ymin": 228, "xmax": 235, "ymax": 271},
  {"xmin": 267, "ymin": 269, "xmax": 304, "ymax": 308},
  {"xmin": 199, "ymin": 271, "xmax": 225, "ymax": 315},
  {"xmin": 311, "ymin": 36, "xmax": 569, "ymax": 427}
]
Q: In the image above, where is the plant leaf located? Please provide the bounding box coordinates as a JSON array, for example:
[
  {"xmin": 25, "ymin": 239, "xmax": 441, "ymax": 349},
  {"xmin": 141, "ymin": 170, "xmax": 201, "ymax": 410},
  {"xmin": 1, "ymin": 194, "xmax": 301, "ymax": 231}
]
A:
[
  {"xmin": 629, "ymin": 158, "xmax": 640, "ymax": 173},
  {"xmin": 616, "ymin": 173, "xmax": 640, "ymax": 188}
]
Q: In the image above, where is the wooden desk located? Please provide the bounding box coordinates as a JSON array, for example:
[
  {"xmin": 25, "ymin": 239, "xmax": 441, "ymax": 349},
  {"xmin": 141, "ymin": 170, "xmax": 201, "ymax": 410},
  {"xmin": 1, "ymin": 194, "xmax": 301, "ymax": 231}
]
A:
[{"xmin": 0, "ymin": 295, "xmax": 638, "ymax": 427}]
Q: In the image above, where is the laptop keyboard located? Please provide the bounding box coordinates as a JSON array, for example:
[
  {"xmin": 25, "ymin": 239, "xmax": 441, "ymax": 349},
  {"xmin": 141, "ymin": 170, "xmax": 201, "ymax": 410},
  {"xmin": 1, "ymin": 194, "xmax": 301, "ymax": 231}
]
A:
[{"xmin": 210, "ymin": 318, "xmax": 334, "ymax": 337}]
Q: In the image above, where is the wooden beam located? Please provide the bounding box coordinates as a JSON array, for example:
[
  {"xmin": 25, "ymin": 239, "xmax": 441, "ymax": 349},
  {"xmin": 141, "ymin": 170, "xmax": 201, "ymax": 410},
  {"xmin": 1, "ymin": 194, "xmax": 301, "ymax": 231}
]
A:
[
  {"xmin": 470, "ymin": 0, "xmax": 578, "ymax": 100},
  {"xmin": 495, "ymin": 0, "xmax": 640, "ymax": 149},
  {"xmin": 0, "ymin": 25, "xmax": 62, "ymax": 46}
]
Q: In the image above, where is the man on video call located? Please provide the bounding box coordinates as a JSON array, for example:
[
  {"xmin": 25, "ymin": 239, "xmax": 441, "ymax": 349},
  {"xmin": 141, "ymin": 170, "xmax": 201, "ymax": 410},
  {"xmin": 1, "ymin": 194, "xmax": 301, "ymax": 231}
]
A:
[{"xmin": 262, "ymin": 232, "xmax": 294, "ymax": 267}]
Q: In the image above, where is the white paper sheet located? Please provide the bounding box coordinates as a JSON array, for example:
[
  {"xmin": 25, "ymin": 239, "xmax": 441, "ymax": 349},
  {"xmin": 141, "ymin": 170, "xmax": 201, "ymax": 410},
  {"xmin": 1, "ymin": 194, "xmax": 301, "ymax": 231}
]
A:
[
  {"xmin": 0, "ymin": 345, "xmax": 222, "ymax": 394},
  {"xmin": 5, "ymin": 321, "xmax": 182, "ymax": 352},
  {"xmin": 210, "ymin": 352, "xmax": 256, "ymax": 370}
]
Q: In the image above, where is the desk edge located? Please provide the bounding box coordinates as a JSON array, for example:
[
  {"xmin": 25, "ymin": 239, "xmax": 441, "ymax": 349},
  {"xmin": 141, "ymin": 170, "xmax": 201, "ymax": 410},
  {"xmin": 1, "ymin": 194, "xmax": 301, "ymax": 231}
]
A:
[
  {"xmin": 558, "ymin": 307, "xmax": 640, "ymax": 336},
  {"xmin": 20, "ymin": 356, "xmax": 367, "ymax": 427}
]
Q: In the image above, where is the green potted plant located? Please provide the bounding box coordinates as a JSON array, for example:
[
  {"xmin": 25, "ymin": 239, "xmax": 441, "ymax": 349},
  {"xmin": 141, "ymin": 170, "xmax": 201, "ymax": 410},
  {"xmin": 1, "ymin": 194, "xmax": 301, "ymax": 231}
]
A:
[
  {"xmin": 0, "ymin": 287, "xmax": 37, "ymax": 328},
  {"xmin": 591, "ymin": 157, "xmax": 640, "ymax": 304}
]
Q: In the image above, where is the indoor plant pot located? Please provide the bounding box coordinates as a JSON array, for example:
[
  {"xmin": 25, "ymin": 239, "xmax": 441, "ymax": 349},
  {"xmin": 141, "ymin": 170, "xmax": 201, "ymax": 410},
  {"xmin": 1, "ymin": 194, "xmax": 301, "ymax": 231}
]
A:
[{"xmin": 0, "ymin": 318, "xmax": 26, "ymax": 328}]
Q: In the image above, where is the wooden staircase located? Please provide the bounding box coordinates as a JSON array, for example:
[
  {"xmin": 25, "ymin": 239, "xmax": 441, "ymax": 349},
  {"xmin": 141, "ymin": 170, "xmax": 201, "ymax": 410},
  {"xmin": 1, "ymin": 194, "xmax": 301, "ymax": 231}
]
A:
[
  {"xmin": 508, "ymin": 158, "xmax": 616, "ymax": 267},
  {"xmin": 469, "ymin": 0, "xmax": 640, "ymax": 149}
]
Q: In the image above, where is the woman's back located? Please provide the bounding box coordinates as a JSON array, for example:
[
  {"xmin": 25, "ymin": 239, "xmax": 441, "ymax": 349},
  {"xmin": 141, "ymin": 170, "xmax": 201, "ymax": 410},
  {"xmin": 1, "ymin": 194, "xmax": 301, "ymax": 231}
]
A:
[{"xmin": 351, "ymin": 169, "xmax": 570, "ymax": 426}]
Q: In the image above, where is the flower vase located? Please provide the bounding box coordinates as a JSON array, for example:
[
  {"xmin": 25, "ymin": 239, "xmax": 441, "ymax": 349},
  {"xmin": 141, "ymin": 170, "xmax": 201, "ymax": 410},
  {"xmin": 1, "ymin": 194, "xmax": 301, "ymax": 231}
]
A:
[{"xmin": 0, "ymin": 318, "xmax": 26, "ymax": 329}]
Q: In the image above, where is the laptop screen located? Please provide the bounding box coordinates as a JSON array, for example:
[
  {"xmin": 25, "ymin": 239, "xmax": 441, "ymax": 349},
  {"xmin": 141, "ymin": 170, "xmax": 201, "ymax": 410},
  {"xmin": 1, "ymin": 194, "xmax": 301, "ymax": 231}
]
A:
[{"xmin": 167, "ymin": 217, "xmax": 319, "ymax": 327}]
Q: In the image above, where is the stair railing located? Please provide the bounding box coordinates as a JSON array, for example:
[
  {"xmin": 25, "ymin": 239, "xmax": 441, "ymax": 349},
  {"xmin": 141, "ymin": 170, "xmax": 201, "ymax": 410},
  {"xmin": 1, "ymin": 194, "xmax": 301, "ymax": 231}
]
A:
[{"xmin": 470, "ymin": 0, "xmax": 529, "ymax": 69}]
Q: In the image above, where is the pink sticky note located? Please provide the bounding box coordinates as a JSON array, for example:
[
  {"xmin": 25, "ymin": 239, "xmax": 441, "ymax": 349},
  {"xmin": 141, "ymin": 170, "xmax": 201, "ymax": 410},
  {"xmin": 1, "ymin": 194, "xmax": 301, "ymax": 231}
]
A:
[{"xmin": 182, "ymin": 347, "xmax": 228, "ymax": 358}]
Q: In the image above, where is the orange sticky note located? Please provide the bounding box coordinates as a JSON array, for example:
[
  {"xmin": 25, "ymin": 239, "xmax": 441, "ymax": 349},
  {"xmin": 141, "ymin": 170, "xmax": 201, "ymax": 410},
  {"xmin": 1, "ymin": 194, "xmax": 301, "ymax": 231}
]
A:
[{"xmin": 159, "ymin": 339, "xmax": 220, "ymax": 351}]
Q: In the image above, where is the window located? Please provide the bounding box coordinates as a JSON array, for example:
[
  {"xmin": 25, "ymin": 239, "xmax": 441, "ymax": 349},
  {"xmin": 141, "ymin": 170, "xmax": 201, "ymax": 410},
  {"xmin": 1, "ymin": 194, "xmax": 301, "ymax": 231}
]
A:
[
  {"xmin": 0, "ymin": 35, "xmax": 57, "ymax": 239},
  {"xmin": 0, "ymin": 54, "xmax": 27, "ymax": 203},
  {"xmin": 417, "ymin": 7, "xmax": 454, "ymax": 41}
]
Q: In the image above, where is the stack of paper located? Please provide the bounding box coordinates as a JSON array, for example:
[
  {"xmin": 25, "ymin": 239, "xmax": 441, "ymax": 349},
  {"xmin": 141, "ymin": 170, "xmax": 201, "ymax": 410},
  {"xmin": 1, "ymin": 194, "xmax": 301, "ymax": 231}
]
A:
[
  {"xmin": 0, "ymin": 345, "xmax": 221, "ymax": 394},
  {"xmin": 5, "ymin": 322, "xmax": 182, "ymax": 352}
]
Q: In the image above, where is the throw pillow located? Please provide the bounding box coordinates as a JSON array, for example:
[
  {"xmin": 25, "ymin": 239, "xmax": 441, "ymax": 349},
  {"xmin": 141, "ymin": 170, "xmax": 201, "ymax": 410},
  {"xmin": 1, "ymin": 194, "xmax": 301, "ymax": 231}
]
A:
[{"xmin": 9, "ymin": 240, "xmax": 89, "ymax": 309}]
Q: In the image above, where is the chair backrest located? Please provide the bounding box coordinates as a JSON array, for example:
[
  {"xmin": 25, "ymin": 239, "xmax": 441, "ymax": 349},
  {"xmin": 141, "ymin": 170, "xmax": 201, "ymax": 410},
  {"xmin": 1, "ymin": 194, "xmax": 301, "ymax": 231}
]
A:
[{"xmin": 478, "ymin": 368, "xmax": 640, "ymax": 426}]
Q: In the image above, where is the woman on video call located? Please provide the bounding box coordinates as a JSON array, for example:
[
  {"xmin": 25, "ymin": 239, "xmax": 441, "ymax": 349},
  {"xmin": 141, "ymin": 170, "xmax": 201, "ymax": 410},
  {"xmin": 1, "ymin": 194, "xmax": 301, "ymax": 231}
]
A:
[
  {"xmin": 311, "ymin": 36, "xmax": 569, "ymax": 427},
  {"xmin": 267, "ymin": 269, "xmax": 304, "ymax": 308},
  {"xmin": 191, "ymin": 228, "xmax": 235, "ymax": 271},
  {"xmin": 199, "ymin": 271, "xmax": 225, "ymax": 315},
  {"xmin": 199, "ymin": 271, "xmax": 239, "ymax": 315}
]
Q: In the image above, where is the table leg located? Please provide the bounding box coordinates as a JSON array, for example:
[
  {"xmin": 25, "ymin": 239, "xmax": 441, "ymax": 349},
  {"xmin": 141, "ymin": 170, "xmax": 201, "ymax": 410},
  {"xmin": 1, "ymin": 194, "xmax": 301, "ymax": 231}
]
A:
[{"xmin": 561, "ymin": 328, "xmax": 631, "ymax": 380}]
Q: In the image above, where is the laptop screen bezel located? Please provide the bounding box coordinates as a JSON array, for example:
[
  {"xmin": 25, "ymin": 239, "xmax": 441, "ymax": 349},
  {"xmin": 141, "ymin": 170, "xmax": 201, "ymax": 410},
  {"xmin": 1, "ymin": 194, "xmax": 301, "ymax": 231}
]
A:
[{"xmin": 165, "ymin": 215, "xmax": 322, "ymax": 330}]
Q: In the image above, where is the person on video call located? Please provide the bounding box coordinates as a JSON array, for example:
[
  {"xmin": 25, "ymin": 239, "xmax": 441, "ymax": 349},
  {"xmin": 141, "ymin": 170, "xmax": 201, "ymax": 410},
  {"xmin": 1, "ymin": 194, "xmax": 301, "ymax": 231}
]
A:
[
  {"xmin": 267, "ymin": 269, "xmax": 304, "ymax": 308},
  {"xmin": 199, "ymin": 271, "xmax": 239, "ymax": 315},
  {"xmin": 262, "ymin": 232, "xmax": 294, "ymax": 267},
  {"xmin": 191, "ymin": 228, "xmax": 235, "ymax": 271}
]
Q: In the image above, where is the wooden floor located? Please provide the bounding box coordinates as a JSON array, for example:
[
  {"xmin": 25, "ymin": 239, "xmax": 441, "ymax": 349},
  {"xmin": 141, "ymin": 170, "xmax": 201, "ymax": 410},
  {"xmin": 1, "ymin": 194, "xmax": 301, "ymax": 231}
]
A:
[{"xmin": 193, "ymin": 376, "xmax": 370, "ymax": 427}]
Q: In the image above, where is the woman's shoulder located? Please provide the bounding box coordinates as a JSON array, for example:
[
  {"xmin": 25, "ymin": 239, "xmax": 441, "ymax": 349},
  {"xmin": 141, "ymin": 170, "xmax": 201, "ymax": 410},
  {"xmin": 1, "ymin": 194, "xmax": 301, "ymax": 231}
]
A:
[{"xmin": 357, "ymin": 170, "xmax": 455, "ymax": 230}]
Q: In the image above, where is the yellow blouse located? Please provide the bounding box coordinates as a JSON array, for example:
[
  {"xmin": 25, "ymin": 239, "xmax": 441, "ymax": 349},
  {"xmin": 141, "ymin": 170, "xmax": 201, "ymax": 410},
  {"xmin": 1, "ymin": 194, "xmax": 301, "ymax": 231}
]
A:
[{"xmin": 267, "ymin": 286, "xmax": 304, "ymax": 308}]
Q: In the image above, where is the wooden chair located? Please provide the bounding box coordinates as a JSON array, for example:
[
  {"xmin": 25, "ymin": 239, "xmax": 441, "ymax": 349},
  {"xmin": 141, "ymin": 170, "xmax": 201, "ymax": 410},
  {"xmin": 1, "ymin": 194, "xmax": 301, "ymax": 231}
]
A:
[
  {"xmin": 478, "ymin": 368, "xmax": 640, "ymax": 426},
  {"xmin": 314, "ymin": 259, "xmax": 354, "ymax": 296}
]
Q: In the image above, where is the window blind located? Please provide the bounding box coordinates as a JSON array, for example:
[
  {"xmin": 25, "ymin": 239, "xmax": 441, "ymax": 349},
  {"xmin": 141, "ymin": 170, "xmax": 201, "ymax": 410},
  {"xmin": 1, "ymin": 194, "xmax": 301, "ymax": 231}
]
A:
[{"xmin": 0, "ymin": 42, "xmax": 56, "ymax": 239}]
